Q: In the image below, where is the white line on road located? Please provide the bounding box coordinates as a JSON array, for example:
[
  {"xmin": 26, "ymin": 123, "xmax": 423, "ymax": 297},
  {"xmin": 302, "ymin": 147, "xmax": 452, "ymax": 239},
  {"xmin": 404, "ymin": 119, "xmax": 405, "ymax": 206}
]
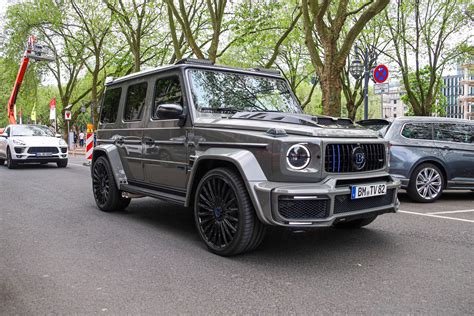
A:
[
  {"xmin": 426, "ymin": 209, "xmax": 474, "ymax": 215},
  {"xmin": 398, "ymin": 210, "xmax": 474, "ymax": 223}
]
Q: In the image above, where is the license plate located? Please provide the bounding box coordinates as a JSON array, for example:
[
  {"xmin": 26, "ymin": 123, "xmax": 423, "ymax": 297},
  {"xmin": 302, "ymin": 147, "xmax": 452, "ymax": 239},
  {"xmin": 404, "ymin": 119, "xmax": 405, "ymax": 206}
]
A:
[
  {"xmin": 351, "ymin": 183, "xmax": 387, "ymax": 199},
  {"xmin": 36, "ymin": 152, "xmax": 52, "ymax": 157}
]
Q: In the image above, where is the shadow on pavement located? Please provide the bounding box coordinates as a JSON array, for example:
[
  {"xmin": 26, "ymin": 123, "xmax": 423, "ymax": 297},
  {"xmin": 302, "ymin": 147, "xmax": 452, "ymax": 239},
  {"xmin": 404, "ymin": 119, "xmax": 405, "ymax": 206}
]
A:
[{"xmin": 108, "ymin": 197, "xmax": 399, "ymax": 266}]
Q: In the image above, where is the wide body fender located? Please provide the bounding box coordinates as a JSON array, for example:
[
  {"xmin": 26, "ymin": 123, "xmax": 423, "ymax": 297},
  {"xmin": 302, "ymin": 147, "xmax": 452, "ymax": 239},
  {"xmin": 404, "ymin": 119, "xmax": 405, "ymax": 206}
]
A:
[{"xmin": 92, "ymin": 144, "xmax": 128, "ymax": 188}]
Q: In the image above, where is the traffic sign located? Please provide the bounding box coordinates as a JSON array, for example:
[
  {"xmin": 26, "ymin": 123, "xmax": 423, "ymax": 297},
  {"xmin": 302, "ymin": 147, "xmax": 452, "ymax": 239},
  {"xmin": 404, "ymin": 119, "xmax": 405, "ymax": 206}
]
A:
[
  {"xmin": 64, "ymin": 110, "xmax": 72, "ymax": 120},
  {"xmin": 373, "ymin": 64, "xmax": 389, "ymax": 83},
  {"xmin": 374, "ymin": 83, "xmax": 389, "ymax": 95}
]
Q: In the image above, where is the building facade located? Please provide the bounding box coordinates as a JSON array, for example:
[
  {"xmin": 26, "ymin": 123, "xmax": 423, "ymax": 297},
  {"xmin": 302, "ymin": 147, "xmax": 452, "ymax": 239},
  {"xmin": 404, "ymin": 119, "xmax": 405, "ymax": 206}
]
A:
[{"xmin": 442, "ymin": 65, "xmax": 474, "ymax": 119}]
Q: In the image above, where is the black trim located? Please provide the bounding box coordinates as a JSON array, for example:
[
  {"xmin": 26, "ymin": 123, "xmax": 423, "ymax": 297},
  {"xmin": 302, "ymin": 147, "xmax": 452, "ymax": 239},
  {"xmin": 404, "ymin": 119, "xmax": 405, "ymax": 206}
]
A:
[
  {"xmin": 128, "ymin": 180, "xmax": 186, "ymax": 197},
  {"xmin": 195, "ymin": 141, "xmax": 268, "ymax": 149}
]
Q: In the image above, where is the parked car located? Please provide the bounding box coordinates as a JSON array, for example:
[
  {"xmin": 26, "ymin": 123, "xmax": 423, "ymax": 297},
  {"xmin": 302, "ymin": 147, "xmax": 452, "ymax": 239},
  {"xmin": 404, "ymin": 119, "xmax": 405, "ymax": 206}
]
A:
[
  {"xmin": 0, "ymin": 124, "xmax": 68, "ymax": 169},
  {"xmin": 91, "ymin": 58, "xmax": 400, "ymax": 256},
  {"xmin": 383, "ymin": 117, "xmax": 474, "ymax": 202}
]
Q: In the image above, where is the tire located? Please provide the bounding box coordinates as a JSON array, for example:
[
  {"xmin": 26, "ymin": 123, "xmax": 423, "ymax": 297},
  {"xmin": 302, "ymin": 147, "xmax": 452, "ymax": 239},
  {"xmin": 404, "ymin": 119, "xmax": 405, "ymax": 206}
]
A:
[
  {"xmin": 0, "ymin": 158, "xmax": 4, "ymax": 166},
  {"xmin": 407, "ymin": 163, "xmax": 444, "ymax": 203},
  {"xmin": 92, "ymin": 156, "xmax": 131, "ymax": 212},
  {"xmin": 334, "ymin": 215, "xmax": 377, "ymax": 229},
  {"xmin": 194, "ymin": 168, "xmax": 266, "ymax": 256},
  {"xmin": 6, "ymin": 149, "xmax": 17, "ymax": 169},
  {"xmin": 57, "ymin": 159, "xmax": 68, "ymax": 168}
]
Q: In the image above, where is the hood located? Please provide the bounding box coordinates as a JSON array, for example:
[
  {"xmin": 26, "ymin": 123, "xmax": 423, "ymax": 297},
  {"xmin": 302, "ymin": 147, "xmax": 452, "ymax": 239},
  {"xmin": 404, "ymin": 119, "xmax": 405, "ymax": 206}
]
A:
[
  {"xmin": 194, "ymin": 112, "xmax": 380, "ymax": 138},
  {"xmin": 13, "ymin": 136, "xmax": 62, "ymax": 146}
]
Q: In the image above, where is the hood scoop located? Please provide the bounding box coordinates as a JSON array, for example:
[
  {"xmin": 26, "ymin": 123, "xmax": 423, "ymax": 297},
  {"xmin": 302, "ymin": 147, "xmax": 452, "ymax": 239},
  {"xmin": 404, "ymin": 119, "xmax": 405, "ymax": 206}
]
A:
[{"xmin": 231, "ymin": 112, "xmax": 355, "ymax": 128}]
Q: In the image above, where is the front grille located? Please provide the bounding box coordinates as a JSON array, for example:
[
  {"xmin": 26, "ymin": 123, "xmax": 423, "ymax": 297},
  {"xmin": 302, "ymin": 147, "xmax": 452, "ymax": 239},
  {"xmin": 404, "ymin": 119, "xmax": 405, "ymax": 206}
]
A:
[
  {"xmin": 325, "ymin": 143, "xmax": 385, "ymax": 173},
  {"xmin": 27, "ymin": 147, "xmax": 59, "ymax": 154},
  {"xmin": 278, "ymin": 197, "xmax": 329, "ymax": 220},
  {"xmin": 334, "ymin": 189, "xmax": 395, "ymax": 214}
]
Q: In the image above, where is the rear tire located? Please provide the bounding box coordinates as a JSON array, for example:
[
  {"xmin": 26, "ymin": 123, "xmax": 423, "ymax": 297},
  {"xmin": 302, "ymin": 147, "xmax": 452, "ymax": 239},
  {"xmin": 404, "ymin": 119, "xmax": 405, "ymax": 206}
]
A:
[
  {"xmin": 57, "ymin": 159, "xmax": 68, "ymax": 168},
  {"xmin": 92, "ymin": 156, "xmax": 131, "ymax": 212},
  {"xmin": 6, "ymin": 149, "xmax": 17, "ymax": 169},
  {"xmin": 194, "ymin": 168, "xmax": 266, "ymax": 256},
  {"xmin": 407, "ymin": 163, "xmax": 444, "ymax": 203},
  {"xmin": 334, "ymin": 215, "xmax": 377, "ymax": 229}
]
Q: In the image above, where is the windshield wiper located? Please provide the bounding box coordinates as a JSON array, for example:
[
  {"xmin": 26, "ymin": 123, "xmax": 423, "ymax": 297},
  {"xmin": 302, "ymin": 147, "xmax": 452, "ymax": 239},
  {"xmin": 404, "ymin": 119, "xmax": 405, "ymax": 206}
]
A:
[{"xmin": 199, "ymin": 107, "xmax": 241, "ymax": 114}]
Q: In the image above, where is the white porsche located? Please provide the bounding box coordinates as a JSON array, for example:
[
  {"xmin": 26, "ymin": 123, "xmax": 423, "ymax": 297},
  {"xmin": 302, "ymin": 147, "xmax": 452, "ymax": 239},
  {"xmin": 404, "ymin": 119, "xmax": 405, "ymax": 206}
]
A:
[{"xmin": 0, "ymin": 124, "xmax": 68, "ymax": 169}]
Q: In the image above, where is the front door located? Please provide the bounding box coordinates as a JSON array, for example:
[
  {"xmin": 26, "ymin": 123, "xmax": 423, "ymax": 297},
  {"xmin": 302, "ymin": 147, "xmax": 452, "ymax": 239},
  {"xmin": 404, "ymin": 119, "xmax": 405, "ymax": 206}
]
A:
[
  {"xmin": 142, "ymin": 73, "xmax": 189, "ymax": 191},
  {"xmin": 434, "ymin": 122, "xmax": 474, "ymax": 184}
]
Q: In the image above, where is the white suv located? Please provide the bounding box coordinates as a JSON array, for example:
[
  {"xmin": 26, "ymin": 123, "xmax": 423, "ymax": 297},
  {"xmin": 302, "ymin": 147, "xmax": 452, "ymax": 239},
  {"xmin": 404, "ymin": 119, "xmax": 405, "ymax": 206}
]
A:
[{"xmin": 0, "ymin": 124, "xmax": 68, "ymax": 169}]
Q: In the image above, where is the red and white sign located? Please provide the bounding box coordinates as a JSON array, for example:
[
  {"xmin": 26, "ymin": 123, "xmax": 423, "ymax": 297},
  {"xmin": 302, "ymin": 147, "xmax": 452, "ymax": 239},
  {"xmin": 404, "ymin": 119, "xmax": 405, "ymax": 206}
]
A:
[
  {"xmin": 86, "ymin": 132, "xmax": 94, "ymax": 161},
  {"xmin": 49, "ymin": 98, "xmax": 56, "ymax": 120},
  {"xmin": 64, "ymin": 110, "xmax": 72, "ymax": 120},
  {"xmin": 373, "ymin": 64, "xmax": 389, "ymax": 83}
]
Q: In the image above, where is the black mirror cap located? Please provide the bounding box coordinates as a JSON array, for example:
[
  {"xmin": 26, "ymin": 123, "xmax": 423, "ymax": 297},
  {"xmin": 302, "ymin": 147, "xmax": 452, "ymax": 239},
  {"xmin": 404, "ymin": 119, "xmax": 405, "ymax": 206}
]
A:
[{"xmin": 157, "ymin": 103, "xmax": 183, "ymax": 120}]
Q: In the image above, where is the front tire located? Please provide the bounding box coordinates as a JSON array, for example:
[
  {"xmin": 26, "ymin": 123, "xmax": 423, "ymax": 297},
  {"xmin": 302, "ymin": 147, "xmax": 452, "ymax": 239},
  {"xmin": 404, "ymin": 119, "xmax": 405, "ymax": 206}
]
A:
[
  {"xmin": 6, "ymin": 149, "xmax": 17, "ymax": 169},
  {"xmin": 0, "ymin": 158, "xmax": 4, "ymax": 166},
  {"xmin": 194, "ymin": 168, "xmax": 266, "ymax": 256},
  {"xmin": 57, "ymin": 159, "xmax": 68, "ymax": 168},
  {"xmin": 334, "ymin": 215, "xmax": 377, "ymax": 229},
  {"xmin": 407, "ymin": 163, "xmax": 444, "ymax": 203},
  {"xmin": 92, "ymin": 156, "xmax": 131, "ymax": 212}
]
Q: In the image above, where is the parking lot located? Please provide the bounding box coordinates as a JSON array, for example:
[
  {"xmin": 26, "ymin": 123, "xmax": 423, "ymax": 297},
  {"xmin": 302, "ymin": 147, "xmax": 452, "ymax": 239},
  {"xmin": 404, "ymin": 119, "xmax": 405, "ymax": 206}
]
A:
[{"xmin": 1, "ymin": 156, "xmax": 473, "ymax": 314}]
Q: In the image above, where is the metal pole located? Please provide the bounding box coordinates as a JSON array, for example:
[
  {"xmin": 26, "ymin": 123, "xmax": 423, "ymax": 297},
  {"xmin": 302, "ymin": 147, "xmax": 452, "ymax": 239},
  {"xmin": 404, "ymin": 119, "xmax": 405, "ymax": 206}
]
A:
[{"xmin": 364, "ymin": 48, "xmax": 369, "ymax": 120}]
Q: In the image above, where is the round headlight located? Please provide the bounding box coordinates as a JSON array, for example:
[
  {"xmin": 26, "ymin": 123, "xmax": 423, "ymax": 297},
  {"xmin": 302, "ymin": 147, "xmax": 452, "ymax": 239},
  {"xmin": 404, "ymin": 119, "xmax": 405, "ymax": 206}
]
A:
[{"xmin": 286, "ymin": 144, "xmax": 311, "ymax": 170}]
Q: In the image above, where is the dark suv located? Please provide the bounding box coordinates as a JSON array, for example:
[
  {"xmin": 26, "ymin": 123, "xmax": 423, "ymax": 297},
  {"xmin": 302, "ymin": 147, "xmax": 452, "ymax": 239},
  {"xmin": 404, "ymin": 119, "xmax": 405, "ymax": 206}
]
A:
[
  {"xmin": 384, "ymin": 117, "xmax": 474, "ymax": 202},
  {"xmin": 91, "ymin": 59, "xmax": 400, "ymax": 255}
]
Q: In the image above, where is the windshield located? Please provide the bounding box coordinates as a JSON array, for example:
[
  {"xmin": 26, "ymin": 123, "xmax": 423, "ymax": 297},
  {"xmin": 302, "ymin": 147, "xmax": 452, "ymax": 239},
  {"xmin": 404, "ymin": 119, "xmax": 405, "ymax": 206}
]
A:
[
  {"xmin": 189, "ymin": 69, "xmax": 302, "ymax": 115},
  {"xmin": 11, "ymin": 125, "xmax": 54, "ymax": 137}
]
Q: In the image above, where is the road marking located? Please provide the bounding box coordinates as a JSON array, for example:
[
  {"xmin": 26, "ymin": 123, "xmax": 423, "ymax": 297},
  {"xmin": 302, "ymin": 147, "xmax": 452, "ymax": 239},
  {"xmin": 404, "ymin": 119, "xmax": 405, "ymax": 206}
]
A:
[
  {"xmin": 426, "ymin": 209, "xmax": 474, "ymax": 215},
  {"xmin": 398, "ymin": 210, "xmax": 474, "ymax": 223}
]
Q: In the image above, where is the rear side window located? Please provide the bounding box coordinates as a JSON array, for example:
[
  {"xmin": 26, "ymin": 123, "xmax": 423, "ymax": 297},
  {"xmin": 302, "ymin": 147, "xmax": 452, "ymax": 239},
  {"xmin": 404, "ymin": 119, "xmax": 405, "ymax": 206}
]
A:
[
  {"xmin": 401, "ymin": 123, "xmax": 433, "ymax": 140},
  {"xmin": 152, "ymin": 76, "xmax": 182, "ymax": 119},
  {"xmin": 124, "ymin": 82, "xmax": 148, "ymax": 121},
  {"xmin": 100, "ymin": 88, "xmax": 122, "ymax": 123},
  {"xmin": 435, "ymin": 123, "xmax": 473, "ymax": 143}
]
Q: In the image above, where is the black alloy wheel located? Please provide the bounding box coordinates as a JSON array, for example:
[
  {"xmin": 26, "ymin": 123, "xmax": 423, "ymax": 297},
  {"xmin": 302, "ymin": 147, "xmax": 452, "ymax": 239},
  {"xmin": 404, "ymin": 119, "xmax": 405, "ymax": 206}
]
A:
[
  {"xmin": 194, "ymin": 168, "xmax": 265, "ymax": 256},
  {"xmin": 92, "ymin": 156, "xmax": 130, "ymax": 212},
  {"xmin": 7, "ymin": 149, "xmax": 17, "ymax": 169}
]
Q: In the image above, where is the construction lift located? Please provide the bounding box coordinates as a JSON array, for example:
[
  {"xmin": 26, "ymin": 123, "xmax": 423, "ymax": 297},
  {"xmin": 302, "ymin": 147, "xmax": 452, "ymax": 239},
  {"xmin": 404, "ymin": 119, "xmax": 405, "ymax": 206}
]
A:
[{"xmin": 6, "ymin": 35, "xmax": 54, "ymax": 125}]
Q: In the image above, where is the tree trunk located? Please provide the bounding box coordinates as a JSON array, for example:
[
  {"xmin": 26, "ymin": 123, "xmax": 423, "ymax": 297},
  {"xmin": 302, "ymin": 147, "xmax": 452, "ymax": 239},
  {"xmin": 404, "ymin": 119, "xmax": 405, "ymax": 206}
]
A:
[{"xmin": 320, "ymin": 65, "xmax": 343, "ymax": 117}]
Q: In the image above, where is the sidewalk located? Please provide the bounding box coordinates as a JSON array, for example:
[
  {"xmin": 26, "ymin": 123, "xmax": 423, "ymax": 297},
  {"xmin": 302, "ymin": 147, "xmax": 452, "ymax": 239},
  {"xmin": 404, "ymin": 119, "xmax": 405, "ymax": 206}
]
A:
[{"xmin": 69, "ymin": 146, "xmax": 86, "ymax": 156}]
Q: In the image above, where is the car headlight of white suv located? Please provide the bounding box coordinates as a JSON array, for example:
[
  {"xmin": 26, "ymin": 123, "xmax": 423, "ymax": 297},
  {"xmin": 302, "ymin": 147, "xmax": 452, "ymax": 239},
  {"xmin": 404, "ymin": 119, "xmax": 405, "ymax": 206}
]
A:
[
  {"xmin": 13, "ymin": 139, "xmax": 26, "ymax": 146},
  {"xmin": 59, "ymin": 139, "xmax": 67, "ymax": 146}
]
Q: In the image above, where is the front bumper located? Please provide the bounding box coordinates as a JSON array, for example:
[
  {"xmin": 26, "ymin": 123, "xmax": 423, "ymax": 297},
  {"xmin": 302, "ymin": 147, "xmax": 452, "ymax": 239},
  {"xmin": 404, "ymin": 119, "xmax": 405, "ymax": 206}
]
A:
[
  {"xmin": 12, "ymin": 146, "xmax": 68, "ymax": 163},
  {"xmin": 248, "ymin": 172, "xmax": 400, "ymax": 227}
]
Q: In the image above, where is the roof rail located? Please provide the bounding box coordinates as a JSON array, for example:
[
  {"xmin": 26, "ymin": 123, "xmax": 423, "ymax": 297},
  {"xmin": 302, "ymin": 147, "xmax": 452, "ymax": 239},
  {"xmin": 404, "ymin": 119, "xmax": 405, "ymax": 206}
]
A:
[
  {"xmin": 175, "ymin": 58, "xmax": 214, "ymax": 65},
  {"xmin": 248, "ymin": 67, "xmax": 281, "ymax": 75}
]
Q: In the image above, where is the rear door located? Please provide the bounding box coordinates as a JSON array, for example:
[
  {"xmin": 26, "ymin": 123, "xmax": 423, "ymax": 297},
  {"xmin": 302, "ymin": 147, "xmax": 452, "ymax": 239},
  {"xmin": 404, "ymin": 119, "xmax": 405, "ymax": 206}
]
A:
[
  {"xmin": 142, "ymin": 72, "xmax": 189, "ymax": 191},
  {"xmin": 117, "ymin": 80, "xmax": 149, "ymax": 183},
  {"xmin": 434, "ymin": 122, "xmax": 474, "ymax": 185}
]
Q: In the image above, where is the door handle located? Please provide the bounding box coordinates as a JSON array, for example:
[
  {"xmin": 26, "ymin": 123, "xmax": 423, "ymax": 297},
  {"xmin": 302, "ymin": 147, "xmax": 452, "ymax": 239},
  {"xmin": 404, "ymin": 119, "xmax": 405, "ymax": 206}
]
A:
[
  {"xmin": 143, "ymin": 137, "xmax": 155, "ymax": 145},
  {"xmin": 442, "ymin": 146, "xmax": 451, "ymax": 151}
]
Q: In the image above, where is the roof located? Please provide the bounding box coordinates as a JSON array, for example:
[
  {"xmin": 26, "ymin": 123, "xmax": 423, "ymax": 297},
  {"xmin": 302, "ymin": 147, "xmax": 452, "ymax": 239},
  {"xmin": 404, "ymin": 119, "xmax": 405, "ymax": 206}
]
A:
[{"xmin": 105, "ymin": 59, "xmax": 283, "ymax": 86}]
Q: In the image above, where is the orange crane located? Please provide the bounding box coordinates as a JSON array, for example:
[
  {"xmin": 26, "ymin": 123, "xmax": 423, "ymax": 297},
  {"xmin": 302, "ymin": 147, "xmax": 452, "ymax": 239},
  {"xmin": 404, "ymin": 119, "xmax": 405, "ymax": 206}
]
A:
[{"xmin": 6, "ymin": 35, "xmax": 54, "ymax": 124}]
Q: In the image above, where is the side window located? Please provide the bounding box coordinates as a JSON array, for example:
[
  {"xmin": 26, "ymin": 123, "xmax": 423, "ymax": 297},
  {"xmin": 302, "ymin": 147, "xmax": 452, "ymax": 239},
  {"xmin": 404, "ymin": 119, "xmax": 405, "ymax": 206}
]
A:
[
  {"xmin": 100, "ymin": 88, "xmax": 122, "ymax": 124},
  {"xmin": 4, "ymin": 127, "xmax": 10, "ymax": 136},
  {"xmin": 152, "ymin": 76, "xmax": 183, "ymax": 119},
  {"xmin": 124, "ymin": 82, "xmax": 148, "ymax": 121},
  {"xmin": 435, "ymin": 123, "xmax": 473, "ymax": 143},
  {"xmin": 401, "ymin": 123, "xmax": 433, "ymax": 140}
]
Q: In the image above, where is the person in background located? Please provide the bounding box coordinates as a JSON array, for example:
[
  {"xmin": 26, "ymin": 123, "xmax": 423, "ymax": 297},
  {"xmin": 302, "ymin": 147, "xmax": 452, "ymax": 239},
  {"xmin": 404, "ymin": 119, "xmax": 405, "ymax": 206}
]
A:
[{"xmin": 79, "ymin": 130, "xmax": 85, "ymax": 147}]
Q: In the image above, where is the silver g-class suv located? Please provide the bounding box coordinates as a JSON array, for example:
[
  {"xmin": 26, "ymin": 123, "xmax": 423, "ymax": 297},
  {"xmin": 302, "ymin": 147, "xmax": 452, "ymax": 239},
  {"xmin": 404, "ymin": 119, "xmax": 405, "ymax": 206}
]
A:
[{"xmin": 91, "ymin": 59, "xmax": 400, "ymax": 256}]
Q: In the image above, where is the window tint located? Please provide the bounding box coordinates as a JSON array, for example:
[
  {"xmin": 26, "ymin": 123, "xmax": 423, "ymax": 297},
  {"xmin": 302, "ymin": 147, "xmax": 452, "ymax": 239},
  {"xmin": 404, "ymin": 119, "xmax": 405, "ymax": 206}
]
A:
[
  {"xmin": 124, "ymin": 82, "xmax": 148, "ymax": 121},
  {"xmin": 435, "ymin": 123, "xmax": 473, "ymax": 143},
  {"xmin": 5, "ymin": 127, "xmax": 10, "ymax": 136},
  {"xmin": 153, "ymin": 76, "xmax": 183, "ymax": 119},
  {"xmin": 100, "ymin": 88, "xmax": 122, "ymax": 123},
  {"xmin": 401, "ymin": 123, "xmax": 433, "ymax": 140}
]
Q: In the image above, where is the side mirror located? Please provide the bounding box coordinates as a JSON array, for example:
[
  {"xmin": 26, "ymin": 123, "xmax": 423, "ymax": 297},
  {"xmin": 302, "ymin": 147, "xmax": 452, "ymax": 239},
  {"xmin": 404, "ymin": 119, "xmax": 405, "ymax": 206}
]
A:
[
  {"xmin": 0, "ymin": 133, "xmax": 8, "ymax": 138},
  {"xmin": 157, "ymin": 103, "xmax": 184, "ymax": 120},
  {"xmin": 55, "ymin": 133, "xmax": 62, "ymax": 138}
]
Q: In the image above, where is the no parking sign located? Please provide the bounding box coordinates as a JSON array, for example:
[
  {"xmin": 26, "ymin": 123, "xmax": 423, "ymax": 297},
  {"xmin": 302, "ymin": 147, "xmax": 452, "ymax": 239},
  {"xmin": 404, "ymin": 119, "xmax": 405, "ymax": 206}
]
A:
[{"xmin": 373, "ymin": 64, "xmax": 389, "ymax": 83}]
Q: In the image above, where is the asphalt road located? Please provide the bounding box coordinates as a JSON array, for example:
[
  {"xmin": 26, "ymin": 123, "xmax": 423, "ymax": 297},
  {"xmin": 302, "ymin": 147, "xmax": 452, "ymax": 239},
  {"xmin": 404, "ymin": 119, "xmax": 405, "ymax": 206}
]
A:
[{"xmin": 1, "ymin": 156, "xmax": 473, "ymax": 314}]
